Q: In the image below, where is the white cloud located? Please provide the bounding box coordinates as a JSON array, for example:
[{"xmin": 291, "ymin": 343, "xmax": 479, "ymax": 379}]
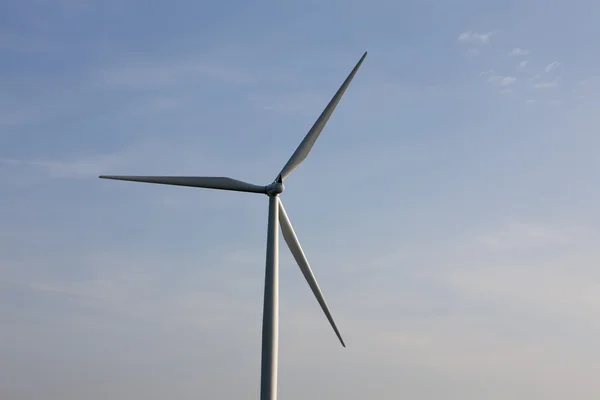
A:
[
  {"xmin": 458, "ymin": 30, "xmax": 495, "ymax": 44},
  {"xmin": 0, "ymin": 156, "xmax": 123, "ymax": 179},
  {"xmin": 500, "ymin": 76, "xmax": 517, "ymax": 86},
  {"xmin": 474, "ymin": 220, "xmax": 566, "ymax": 250},
  {"xmin": 431, "ymin": 243, "xmax": 600, "ymax": 328},
  {"xmin": 509, "ymin": 48, "xmax": 530, "ymax": 56},
  {"xmin": 488, "ymin": 75, "xmax": 517, "ymax": 86},
  {"xmin": 423, "ymin": 220, "xmax": 600, "ymax": 324},
  {"xmin": 578, "ymin": 77, "xmax": 600, "ymax": 87},
  {"xmin": 518, "ymin": 61, "xmax": 529, "ymax": 68},
  {"xmin": 0, "ymin": 134, "xmax": 248, "ymax": 184},
  {"xmin": 545, "ymin": 61, "xmax": 560, "ymax": 72},
  {"xmin": 96, "ymin": 59, "xmax": 253, "ymax": 89},
  {"xmin": 535, "ymin": 80, "xmax": 559, "ymax": 89}
]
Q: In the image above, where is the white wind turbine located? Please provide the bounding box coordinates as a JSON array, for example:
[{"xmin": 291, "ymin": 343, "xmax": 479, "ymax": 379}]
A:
[{"xmin": 99, "ymin": 51, "xmax": 367, "ymax": 400}]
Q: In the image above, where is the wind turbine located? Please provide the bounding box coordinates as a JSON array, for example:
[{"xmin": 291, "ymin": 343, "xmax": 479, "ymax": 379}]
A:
[{"xmin": 99, "ymin": 51, "xmax": 367, "ymax": 400}]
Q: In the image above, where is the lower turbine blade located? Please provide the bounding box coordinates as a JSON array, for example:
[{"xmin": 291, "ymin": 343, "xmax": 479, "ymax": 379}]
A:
[
  {"xmin": 277, "ymin": 198, "xmax": 345, "ymax": 347},
  {"xmin": 99, "ymin": 176, "xmax": 267, "ymax": 194}
]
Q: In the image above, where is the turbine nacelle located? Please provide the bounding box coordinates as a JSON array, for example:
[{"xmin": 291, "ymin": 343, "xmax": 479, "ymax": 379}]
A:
[{"xmin": 265, "ymin": 181, "xmax": 285, "ymax": 196}]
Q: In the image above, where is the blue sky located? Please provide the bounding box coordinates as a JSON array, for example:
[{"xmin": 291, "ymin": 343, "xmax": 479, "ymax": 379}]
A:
[{"xmin": 2, "ymin": 0, "xmax": 600, "ymax": 398}]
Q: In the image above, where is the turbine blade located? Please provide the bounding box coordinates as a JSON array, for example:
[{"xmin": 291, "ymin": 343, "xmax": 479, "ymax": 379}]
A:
[
  {"xmin": 277, "ymin": 198, "xmax": 345, "ymax": 347},
  {"xmin": 98, "ymin": 175, "xmax": 266, "ymax": 193},
  {"xmin": 277, "ymin": 51, "xmax": 367, "ymax": 182}
]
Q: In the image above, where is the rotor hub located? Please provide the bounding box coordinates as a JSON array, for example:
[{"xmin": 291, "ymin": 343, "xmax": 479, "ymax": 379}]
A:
[{"xmin": 265, "ymin": 181, "xmax": 284, "ymax": 196}]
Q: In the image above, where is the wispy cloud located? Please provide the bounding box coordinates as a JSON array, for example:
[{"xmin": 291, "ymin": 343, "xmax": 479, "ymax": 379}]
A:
[
  {"xmin": 535, "ymin": 80, "xmax": 559, "ymax": 89},
  {"xmin": 545, "ymin": 61, "xmax": 561, "ymax": 72},
  {"xmin": 0, "ymin": 135, "xmax": 234, "ymax": 183},
  {"xmin": 509, "ymin": 47, "xmax": 530, "ymax": 56},
  {"xmin": 1, "ymin": 250, "xmax": 260, "ymax": 332},
  {"xmin": 474, "ymin": 219, "xmax": 566, "ymax": 250},
  {"xmin": 458, "ymin": 30, "xmax": 495, "ymax": 44},
  {"xmin": 579, "ymin": 77, "xmax": 600, "ymax": 87},
  {"xmin": 0, "ymin": 155, "xmax": 122, "ymax": 179},
  {"xmin": 461, "ymin": 36, "xmax": 579, "ymax": 106},
  {"xmin": 96, "ymin": 59, "xmax": 253, "ymax": 90},
  {"xmin": 431, "ymin": 242, "xmax": 600, "ymax": 331},
  {"xmin": 420, "ymin": 221, "xmax": 600, "ymax": 327},
  {"xmin": 488, "ymin": 75, "xmax": 517, "ymax": 86}
]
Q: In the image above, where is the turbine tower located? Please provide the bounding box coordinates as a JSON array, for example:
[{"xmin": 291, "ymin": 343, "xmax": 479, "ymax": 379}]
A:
[{"xmin": 99, "ymin": 51, "xmax": 367, "ymax": 400}]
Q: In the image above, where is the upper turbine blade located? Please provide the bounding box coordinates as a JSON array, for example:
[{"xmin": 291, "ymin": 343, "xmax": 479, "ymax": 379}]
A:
[
  {"xmin": 277, "ymin": 198, "xmax": 345, "ymax": 347},
  {"xmin": 277, "ymin": 51, "xmax": 367, "ymax": 182},
  {"xmin": 98, "ymin": 176, "xmax": 267, "ymax": 193}
]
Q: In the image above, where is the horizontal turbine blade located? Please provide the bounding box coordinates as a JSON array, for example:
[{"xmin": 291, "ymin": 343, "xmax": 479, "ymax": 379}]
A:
[
  {"xmin": 99, "ymin": 176, "xmax": 266, "ymax": 193},
  {"xmin": 277, "ymin": 51, "xmax": 367, "ymax": 182},
  {"xmin": 277, "ymin": 198, "xmax": 345, "ymax": 347}
]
